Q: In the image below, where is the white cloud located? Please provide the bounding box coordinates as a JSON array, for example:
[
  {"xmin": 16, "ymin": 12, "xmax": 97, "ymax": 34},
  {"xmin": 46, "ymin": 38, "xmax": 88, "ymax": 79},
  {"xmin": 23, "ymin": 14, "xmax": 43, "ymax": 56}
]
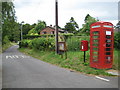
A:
[
  {"xmin": 106, "ymin": 20, "xmax": 118, "ymax": 26},
  {"xmin": 14, "ymin": 0, "xmax": 118, "ymax": 28}
]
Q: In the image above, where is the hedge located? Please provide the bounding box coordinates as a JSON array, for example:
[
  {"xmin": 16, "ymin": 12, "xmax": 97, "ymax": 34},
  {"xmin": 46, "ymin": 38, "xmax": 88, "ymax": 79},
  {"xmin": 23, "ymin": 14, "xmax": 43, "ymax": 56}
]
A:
[
  {"xmin": 114, "ymin": 32, "xmax": 120, "ymax": 49},
  {"xmin": 66, "ymin": 36, "xmax": 90, "ymax": 51},
  {"xmin": 20, "ymin": 37, "xmax": 55, "ymax": 51},
  {"xmin": 23, "ymin": 33, "xmax": 74, "ymax": 40},
  {"xmin": 20, "ymin": 32, "xmax": 119, "ymax": 51},
  {"xmin": 23, "ymin": 35, "xmax": 55, "ymax": 39}
]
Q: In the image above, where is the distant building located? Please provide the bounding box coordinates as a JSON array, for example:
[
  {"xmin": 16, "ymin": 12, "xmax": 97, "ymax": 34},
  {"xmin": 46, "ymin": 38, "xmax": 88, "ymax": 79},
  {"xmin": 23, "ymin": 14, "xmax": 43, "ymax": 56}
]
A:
[{"xmin": 40, "ymin": 26, "xmax": 66, "ymax": 35}]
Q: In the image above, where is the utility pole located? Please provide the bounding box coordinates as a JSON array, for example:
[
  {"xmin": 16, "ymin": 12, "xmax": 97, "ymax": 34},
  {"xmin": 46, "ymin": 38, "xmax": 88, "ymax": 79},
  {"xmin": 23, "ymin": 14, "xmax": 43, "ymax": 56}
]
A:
[
  {"xmin": 21, "ymin": 24, "xmax": 23, "ymax": 41},
  {"xmin": 20, "ymin": 21, "xmax": 24, "ymax": 41},
  {"xmin": 55, "ymin": 0, "xmax": 59, "ymax": 54}
]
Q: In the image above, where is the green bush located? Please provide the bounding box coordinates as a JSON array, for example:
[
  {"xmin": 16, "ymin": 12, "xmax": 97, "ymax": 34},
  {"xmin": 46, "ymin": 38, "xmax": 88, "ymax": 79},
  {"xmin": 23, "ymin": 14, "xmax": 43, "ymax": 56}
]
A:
[
  {"xmin": 60, "ymin": 33, "xmax": 74, "ymax": 40},
  {"xmin": 2, "ymin": 36, "xmax": 10, "ymax": 45},
  {"xmin": 23, "ymin": 34, "xmax": 55, "ymax": 39},
  {"xmin": 66, "ymin": 36, "xmax": 90, "ymax": 51},
  {"xmin": 20, "ymin": 37, "xmax": 55, "ymax": 51},
  {"xmin": 32, "ymin": 37, "xmax": 55, "ymax": 51},
  {"xmin": 75, "ymin": 32, "xmax": 89, "ymax": 36},
  {"xmin": 21, "ymin": 36, "xmax": 91, "ymax": 51},
  {"xmin": 28, "ymin": 40, "xmax": 33, "ymax": 49},
  {"xmin": 114, "ymin": 32, "xmax": 120, "ymax": 49},
  {"xmin": 67, "ymin": 37, "xmax": 80, "ymax": 51},
  {"xmin": 20, "ymin": 39, "xmax": 31, "ymax": 47}
]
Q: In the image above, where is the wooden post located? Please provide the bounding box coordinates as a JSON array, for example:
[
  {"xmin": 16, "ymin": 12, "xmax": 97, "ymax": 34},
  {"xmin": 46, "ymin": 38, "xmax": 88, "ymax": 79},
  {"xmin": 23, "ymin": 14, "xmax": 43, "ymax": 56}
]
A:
[
  {"xmin": 55, "ymin": 0, "xmax": 59, "ymax": 54},
  {"xmin": 65, "ymin": 51, "xmax": 67, "ymax": 59},
  {"xmin": 84, "ymin": 51, "xmax": 86, "ymax": 63}
]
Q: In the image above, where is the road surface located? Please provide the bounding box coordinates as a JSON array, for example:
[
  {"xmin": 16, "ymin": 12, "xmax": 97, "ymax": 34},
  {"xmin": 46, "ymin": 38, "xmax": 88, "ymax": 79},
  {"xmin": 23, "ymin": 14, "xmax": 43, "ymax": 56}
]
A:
[{"xmin": 2, "ymin": 45, "xmax": 118, "ymax": 88}]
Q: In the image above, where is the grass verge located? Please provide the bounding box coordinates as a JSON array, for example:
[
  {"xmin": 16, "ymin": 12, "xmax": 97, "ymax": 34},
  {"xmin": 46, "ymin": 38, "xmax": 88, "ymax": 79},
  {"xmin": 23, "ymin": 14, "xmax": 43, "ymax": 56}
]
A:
[
  {"xmin": 19, "ymin": 48, "xmax": 118, "ymax": 76},
  {"xmin": 1, "ymin": 42, "xmax": 16, "ymax": 53}
]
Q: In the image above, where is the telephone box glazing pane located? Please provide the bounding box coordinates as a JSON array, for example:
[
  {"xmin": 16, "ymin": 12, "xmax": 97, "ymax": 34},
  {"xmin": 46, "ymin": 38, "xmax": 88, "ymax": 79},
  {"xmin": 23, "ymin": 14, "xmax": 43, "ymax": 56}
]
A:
[
  {"xmin": 93, "ymin": 55, "xmax": 98, "ymax": 58},
  {"xmin": 106, "ymin": 35, "xmax": 111, "ymax": 39},
  {"xmin": 93, "ymin": 44, "xmax": 98, "ymax": 46},
  {"xmin": 93, "ymin": 52, "xmax": 98, "ymax": 54},
  {"xmin": 106, "ymin": 40, "xmax": 112, "ymax": 43},
  {"xmin": 93, "ymin": 59, "xmax": 98, "ymax": 62},
  {"xmin": 93, "ymin": 31, "xmax": 99, "ymax": 35},
  {"xmin": 106, "ymin": 48, "xmax": 111, "ymax": 51},
  {"xmin": 106, "ymin": 52, "xmax": 111, "ymax": 55},
  {"xmin": 93, "ymin": 36, "xmax": 99, "ymax": 39},
  {"xmin": 93, "ymin": 48, "xmax": 98, "ymax": 51},
  {"xmin": 106, "ymin": 44, "xmax": 111, "ymax": 47},
  {"xmin": 94, "ymin": 40, "xmax": 98, "ymax": 42}
]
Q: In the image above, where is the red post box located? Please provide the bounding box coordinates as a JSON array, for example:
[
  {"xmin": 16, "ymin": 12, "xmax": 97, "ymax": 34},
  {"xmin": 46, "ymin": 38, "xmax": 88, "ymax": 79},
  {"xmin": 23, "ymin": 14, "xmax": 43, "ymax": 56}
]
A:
[
  {"xmin": 90, "ymin": 21, "xmax": 114, "ymax": 69},
  {"xmin": 81, "ymin": 40, "xmax": 88, "ymax": 51},
  {"xmin": 81, "ymin": 40, "xmax": 88, "ymax": 63}
]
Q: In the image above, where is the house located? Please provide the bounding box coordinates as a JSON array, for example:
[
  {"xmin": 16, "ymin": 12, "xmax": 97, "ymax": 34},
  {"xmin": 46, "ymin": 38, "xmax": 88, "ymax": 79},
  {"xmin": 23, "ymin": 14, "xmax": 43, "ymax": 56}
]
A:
[{"xmin": 40, "ymin": 26, "xmax": 65, "ymax": 35}]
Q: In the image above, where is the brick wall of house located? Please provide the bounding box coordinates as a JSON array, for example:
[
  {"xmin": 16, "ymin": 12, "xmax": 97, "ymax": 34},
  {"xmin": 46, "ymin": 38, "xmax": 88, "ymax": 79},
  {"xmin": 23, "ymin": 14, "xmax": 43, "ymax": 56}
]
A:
[{"xmin": 40, "ymin": 27, "xmax": 55, "ymax": 35}]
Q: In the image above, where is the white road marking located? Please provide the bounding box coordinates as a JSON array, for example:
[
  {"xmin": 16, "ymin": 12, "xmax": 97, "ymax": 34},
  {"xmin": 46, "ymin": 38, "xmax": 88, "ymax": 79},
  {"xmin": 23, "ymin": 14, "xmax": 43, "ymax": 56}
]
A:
[
  {"xmin": 20, "ymin": 55, "xmax": 30, "ymax": 58},
  {"xmin": 15, "ymin": 55, "xmax": 19, "ymax": 58},
  {"xmin": 6, "ymin": 55, "xmax": 30, "ymax": 59},
  {"xmin": 95, "ymin": 76, "xmax": 110, "ymax": 82},
  {"xmin": 6, "ymin": 56, "xmax": 13, "ymax": 59}
]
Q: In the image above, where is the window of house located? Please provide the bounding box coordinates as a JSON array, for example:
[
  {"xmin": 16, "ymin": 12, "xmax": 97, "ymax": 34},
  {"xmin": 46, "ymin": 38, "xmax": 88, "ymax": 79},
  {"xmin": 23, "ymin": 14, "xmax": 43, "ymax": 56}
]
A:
[
  {"xmin": 51, "ymin": 31, "xmax": 54, "ymax": 34},
  {"xmin": 43, "ymin": 32, "xmax": 47, "ymax": 34}
]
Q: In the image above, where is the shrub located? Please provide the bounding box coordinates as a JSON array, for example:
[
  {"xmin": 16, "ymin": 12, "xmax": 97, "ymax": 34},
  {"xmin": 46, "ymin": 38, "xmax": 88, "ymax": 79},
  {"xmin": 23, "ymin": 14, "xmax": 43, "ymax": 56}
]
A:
[
  {"xmin": 60, "ymin": 33, "xmax": 74, "ymax": 40},
  {"xmin": 20, "ymin": 37, "xmax": 55, "ymax": 51},
  {"xmin": 23, "ymin": 34, "xmax": 55, "ymax": 39},
  {"xmin": 114, "ymin": 32, "xmax": 120, "ymax": 49},
  {"xmin": 28, "ymin": 40, "xmax": 33, "ymax": 49},
  {"xmin": 2, "ymin": 36, "xmax": 10, "ymax": 45},
  {"xmin": 20, "ymin": 39, "xmax": 31, "ymax": 48},
  {"xmin": 66, "ymin": 36, "xmax": 90, "ymax": 51},
  {"xmin": 32, "ymin": 37, "xmax": 55, "ymax": 51},
  {"xmin": 67, "ymin": 37, "xmax": 80, "ymax": 51}
]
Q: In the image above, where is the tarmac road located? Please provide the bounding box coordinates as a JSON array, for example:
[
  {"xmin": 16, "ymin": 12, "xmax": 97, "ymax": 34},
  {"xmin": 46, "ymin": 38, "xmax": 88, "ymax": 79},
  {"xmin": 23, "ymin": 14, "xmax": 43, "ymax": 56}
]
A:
[{"xmin": 2, "ymin": 45, "xmax": 119, "ymax": 88}]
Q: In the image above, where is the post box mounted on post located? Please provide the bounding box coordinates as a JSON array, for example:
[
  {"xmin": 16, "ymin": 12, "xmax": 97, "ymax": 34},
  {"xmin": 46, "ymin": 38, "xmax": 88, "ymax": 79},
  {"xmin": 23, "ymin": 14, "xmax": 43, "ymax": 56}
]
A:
[
  {"xmin": 81, "ymin": 40, "xmax": 88, "ymax": 63},
  {"xmin": 81, "ymin": 40, "xmax": 88, "ymax": 51}
]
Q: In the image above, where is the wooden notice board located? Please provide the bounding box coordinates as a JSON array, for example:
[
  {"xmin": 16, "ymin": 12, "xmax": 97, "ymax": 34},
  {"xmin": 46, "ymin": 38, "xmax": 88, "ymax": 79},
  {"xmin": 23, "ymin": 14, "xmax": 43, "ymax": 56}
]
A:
[{"xmin": 58, "ymin": 42, "xmax": 67, "ymax": 51}]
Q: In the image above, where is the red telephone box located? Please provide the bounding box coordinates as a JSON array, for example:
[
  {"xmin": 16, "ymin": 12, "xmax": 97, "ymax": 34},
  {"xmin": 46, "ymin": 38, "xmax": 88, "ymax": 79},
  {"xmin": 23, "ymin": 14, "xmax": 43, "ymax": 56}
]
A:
[
  {"xmin": 90, "ymin": 21, "xmax": 114, "ymax": 69},
  {"xmin": 81, "ymin": 40, "xmax": 88, "ymax": 51}
]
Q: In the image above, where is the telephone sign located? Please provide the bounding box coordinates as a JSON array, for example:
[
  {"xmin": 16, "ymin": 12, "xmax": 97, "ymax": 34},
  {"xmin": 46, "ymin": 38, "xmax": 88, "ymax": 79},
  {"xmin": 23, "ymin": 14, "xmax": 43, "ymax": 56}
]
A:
[{"xmin": 90, "ymin": 21, "xmax": 114, "ymax": 69}]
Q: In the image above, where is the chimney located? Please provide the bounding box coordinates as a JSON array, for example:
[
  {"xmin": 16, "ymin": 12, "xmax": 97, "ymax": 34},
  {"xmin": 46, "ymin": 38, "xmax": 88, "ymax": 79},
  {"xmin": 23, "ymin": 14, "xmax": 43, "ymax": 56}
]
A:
[{"xmin": 50, "ymin": 25, "xmax": 52, "ymax": 27}]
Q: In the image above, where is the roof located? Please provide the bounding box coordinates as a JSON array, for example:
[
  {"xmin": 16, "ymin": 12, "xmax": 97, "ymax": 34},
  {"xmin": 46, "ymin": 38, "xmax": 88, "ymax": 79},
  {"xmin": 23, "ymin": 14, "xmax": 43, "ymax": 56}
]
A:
[{"xmin": 41, "ymin": 26, "xmax": 65, "ymax": 32}]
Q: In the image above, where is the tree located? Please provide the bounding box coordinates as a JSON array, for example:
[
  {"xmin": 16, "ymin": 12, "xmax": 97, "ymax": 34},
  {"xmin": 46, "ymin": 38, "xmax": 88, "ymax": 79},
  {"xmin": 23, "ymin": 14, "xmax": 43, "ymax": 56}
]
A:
[
  {"xmin": 84, "ymin": 14, "xmax": 90, "ymax": 23},
  {"xmin": 22, "ymin": 23, "xmax": 36, "ymax": 35},
  {"xmin": 80, "ymin": 14, "xmax": 98, "ymax": 34},
  {"xmin": 28, "ymin": 28, "xmax": 38, "ymax": 35},
  {"xmin": 34, "ymin": 20, "xmax": 46, "ymax": 34},
  {"xmin": 9, "ymin": 22, "xmax": 20, "ymax": 42},
  {"xmin": 27, "ymin": 20, "xmax": 46, "ymax": 35},
  {"xmin": 65, "ymin": 22, "xmax": 76, "ymax": 33},
  {"xmin": 2, "ymin": 2, "xmax": 19, "ymax": 44},
  {"xmin": 64, "ymin": 17, "xmax": 79, "ymax": 33}
]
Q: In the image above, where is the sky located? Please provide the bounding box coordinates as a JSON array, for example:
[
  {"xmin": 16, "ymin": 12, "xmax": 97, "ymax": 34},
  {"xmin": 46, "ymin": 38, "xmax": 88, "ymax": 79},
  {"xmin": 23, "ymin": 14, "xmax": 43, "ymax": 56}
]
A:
[{"xmin": 13, "ymin": 0, "xmax": 119, "ymax": 28}]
